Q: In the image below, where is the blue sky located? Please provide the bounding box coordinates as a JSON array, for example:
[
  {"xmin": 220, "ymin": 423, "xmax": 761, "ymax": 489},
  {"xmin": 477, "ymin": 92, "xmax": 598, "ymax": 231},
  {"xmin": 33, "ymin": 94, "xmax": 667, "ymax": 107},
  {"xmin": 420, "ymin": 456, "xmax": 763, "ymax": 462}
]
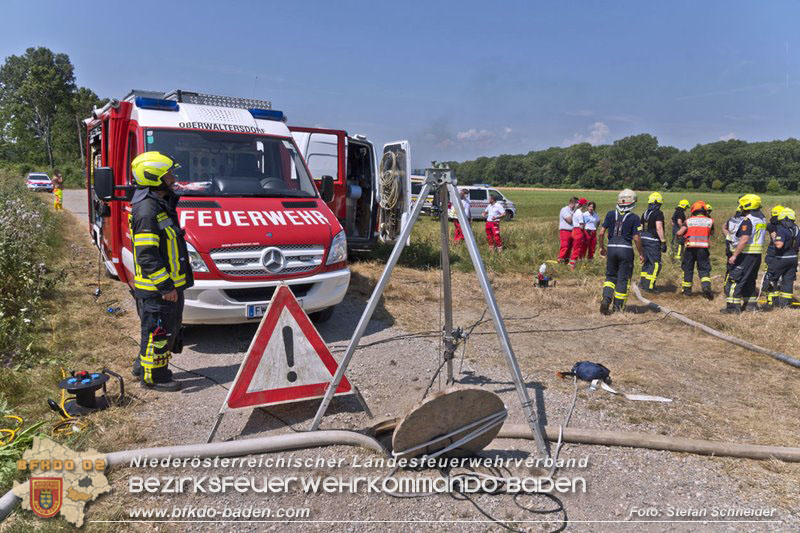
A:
[{"xmin": 2, "ymin": 0, "xmax": 798, "ymax": 167}]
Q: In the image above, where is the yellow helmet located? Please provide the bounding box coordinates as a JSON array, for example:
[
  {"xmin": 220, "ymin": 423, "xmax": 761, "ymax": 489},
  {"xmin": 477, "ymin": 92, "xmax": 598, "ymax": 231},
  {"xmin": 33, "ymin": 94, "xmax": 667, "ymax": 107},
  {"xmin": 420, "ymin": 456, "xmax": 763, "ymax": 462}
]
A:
[
  {"xmin": 131, "ymin": 151, "xmax": 179, "ymax": 188},
  {"xmin": 678, "ymin": 199, "xmax": 690, "ymax": 209},
  {"xmin": 771, "ymin": 205, "xmax": 785, "ymax": 217},
  {"xmin": 738, "ymin": 194, "xmax": 762, "ymax": 211},
  {"xmin": 778, "ymin": 208, "xmax": 796, "ymax": 221},
  {"xmin": 705, "ymin": 203, "xmax": 712, "ymax": 212},
  {"xmin": 648, "ymin": 192, "xmax": 663, "ymax": 204}
]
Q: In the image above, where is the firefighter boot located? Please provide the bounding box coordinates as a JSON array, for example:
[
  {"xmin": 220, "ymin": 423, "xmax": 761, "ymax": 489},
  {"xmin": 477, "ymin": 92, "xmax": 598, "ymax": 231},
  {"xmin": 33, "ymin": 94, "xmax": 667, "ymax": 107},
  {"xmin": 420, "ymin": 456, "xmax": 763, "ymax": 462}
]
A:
[
  {"xmin": 140, "ymin": 327, "xmax": 180, "ymax": 392},
  {"xmin": 702, "ymin": 281, "xmax": 713, "ymax": 301},
  {"xmin": 721, "ymin": 304, "xmax": 742, "ymax": 314},
  {"xmin": 133, "ymin": 358, "xmax": 172, "ymax": 380},
  {"xmin": 600, "ymin": 297, "xmax": 612, "ymax": 316}
]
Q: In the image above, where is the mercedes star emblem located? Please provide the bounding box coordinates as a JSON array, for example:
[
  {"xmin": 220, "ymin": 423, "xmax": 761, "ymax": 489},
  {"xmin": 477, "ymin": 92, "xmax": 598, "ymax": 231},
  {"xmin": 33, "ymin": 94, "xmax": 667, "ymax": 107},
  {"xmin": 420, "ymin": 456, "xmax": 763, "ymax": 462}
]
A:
[{"xmin": 261, "ymin": 247, "xmax": 286, "ymax": 274}]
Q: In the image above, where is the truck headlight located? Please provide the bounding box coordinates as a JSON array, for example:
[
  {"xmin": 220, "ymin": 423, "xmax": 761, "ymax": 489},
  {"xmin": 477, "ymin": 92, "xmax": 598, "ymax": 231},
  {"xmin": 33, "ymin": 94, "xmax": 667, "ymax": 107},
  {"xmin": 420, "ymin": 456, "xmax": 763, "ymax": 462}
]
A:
[
  {"xmin": 186, "ymin": 242, "xmax": 209, "ymax": 272},
  {"xmin": 326, "ymin": 230, "xmax": 348, "ymax": 265}
]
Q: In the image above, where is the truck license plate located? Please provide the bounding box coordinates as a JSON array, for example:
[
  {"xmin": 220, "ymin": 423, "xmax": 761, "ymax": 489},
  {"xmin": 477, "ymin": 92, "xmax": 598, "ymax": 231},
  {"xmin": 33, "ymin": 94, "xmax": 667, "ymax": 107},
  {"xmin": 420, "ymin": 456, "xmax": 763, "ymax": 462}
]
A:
[{"xmin": 246, "ymin": 299, "xmax": 301, "ymax": 319}]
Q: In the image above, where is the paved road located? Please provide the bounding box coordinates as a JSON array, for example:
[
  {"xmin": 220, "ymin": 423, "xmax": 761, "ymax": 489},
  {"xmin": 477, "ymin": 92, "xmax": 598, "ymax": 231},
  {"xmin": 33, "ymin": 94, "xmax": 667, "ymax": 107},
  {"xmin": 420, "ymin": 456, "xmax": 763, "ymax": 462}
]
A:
[{"xmin": 63, "ymin": 188, "xmax": 88, "ymax": 217}]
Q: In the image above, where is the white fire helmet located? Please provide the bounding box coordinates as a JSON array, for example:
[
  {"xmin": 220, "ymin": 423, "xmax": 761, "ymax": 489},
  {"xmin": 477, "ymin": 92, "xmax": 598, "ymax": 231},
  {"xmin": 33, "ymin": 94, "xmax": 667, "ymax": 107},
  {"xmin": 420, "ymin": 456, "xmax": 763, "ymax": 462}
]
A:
[{"xmin": 617, "ymin": 189, "xmax": 637, "ymax": 213}]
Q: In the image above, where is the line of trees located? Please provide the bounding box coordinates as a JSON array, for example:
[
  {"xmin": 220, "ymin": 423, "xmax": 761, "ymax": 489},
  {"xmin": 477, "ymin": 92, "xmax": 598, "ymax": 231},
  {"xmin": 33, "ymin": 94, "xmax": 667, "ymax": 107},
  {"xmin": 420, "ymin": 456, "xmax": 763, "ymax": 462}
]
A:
[
  {"xmin": 0, "ymin": 47, "xmax": 104, "ymax": 183},
  {"xmin": 448, "ymin": 133, "xmax": 800, "ymax": 194}
]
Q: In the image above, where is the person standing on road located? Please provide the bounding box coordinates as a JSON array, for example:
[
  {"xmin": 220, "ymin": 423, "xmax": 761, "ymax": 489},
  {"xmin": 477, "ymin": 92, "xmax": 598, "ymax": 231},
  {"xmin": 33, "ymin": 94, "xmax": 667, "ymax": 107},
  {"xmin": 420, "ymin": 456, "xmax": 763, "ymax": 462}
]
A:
[
  {"xmin": 763, "ymin": 207, "xmax": 798, "ymax": 309},
  {"xmin": 51, "ymin": 170, "xmax": 63, "ymax": 211},
  {"xmin": 583, "ymin": 201, "xmax": 600, "ymax": 260},
  {"xmin": 760, "ymin": 205, "xmax": 785, "ymax": 306},
  {"xmin": 598, "ymin": 189, "xmax": 644, "ymax": 315},
  {"xmin": 483, "ymin": 195, "xmax": 505, "ymax": 252},
  {"xmin": 723, "ymin": 194, "xmax": 767, "ymax": 313},
  {"xmin": 450, "ymin": 189, "xmax": 471, "ymax": 243},
  {"xmin": 569, "ymin": 198, "xmax": 588, "ymax": 269},
  {"xmin": 671, "ymin": 199, "xmax": 689, "ymax": 260},
  {"xmin": 558, "ymin": 197, "xmax": 578, "ymax": 263},
  {"xmin": 129, "ymin": 151, "xmax": 194, "ymax": 390},
  {"xmin": 676, "ymin": 201, "xmax": 714, "ymax": 299},
  {"xmin": 638, "ymin": 192, "xmax": 667, "ymax": 292}
]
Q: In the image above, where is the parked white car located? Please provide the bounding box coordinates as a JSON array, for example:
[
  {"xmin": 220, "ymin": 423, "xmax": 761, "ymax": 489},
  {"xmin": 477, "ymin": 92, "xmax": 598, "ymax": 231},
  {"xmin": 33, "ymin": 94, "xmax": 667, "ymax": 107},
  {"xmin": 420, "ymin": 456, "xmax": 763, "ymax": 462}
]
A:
[
  {"xmin": 25, "ymin": 172, "xmax": 53, "ymax": 192},
  {"xmin": 458, "ymin": 186, "xmax": 517, "ymax": 220}
]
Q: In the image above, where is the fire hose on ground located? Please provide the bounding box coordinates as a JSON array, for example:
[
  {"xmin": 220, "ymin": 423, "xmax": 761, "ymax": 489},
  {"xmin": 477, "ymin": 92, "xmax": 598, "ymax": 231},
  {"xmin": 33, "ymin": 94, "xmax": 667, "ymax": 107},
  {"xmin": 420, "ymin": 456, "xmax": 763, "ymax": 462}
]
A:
[
  {"xmin": 631, "ymin": 284, "xmax": 800, "ymax": 368},
  {"xmin": 3, "ymin": 423, "xmax": 800, "ymax": 522}
]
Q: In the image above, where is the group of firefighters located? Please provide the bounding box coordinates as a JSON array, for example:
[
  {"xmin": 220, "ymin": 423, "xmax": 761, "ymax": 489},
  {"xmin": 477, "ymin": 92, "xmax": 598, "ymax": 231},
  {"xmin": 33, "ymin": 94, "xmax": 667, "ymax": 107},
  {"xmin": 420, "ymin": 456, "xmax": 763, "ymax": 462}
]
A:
[{"xmin": 595, "ymin": 189, "xmax": 799, "ymax": 315}]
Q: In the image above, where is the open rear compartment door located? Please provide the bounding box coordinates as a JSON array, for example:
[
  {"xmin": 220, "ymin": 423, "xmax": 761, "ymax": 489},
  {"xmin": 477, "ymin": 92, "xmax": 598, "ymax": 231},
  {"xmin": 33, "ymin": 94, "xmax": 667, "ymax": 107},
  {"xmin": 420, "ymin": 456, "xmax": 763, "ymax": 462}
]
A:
[
  {"xmin": 378, "ymin": 140, "xmax": 411, "ymax": 244},
  {"xmin": 344, "ymin": 135, "xmax": 378, "ymax": 249}
]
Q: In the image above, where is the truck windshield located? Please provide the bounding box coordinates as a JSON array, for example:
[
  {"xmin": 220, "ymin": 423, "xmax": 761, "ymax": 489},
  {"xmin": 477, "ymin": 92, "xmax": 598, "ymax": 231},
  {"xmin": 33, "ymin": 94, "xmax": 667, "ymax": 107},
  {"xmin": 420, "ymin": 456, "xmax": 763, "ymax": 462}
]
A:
[{"xmin": 145, "ymin": 129, "xmax": 318, "ymax": 198}]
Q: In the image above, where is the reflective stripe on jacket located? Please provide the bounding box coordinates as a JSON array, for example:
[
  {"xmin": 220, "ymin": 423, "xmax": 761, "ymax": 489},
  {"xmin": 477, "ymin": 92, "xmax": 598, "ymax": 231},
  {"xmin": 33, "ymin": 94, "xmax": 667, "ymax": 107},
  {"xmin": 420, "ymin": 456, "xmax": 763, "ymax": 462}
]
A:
[
  {"xmin": 129, "ymin": 188, "xmax": 194, "ymax": 297},
  {"xmin": 730, "ymin": 213, "xmax": 767, "ymax": 254},
  {"xmin": 685, "ymin": 215, "xmax": 713, "ymax": 248}
]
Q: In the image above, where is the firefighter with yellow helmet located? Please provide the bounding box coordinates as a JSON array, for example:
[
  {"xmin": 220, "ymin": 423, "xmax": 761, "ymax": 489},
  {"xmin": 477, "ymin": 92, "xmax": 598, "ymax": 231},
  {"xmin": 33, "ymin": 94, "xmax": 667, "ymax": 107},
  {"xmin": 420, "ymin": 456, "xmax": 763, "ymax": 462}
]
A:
[
  {"xmin": 638, "ymin": 192, "xmax": 666, "ymax": 292},
  {"xmin": 763, "ymin": 208, "xmax": 799, "ymax": 309},
  {"xmin": 671, "ymin": 198, "xmax": 690, "ymax": 259},
  {"xmin": 723, "ymin": 194, "xmax": 767, "ymax": 313},
  {"xmin": 598, "ymin": 189, "xmax": 644, "ymax": 314},
  {"xmin": 130, "ymin": 151, "xmax": 193, "ymax": 390},
  {"xmin": 761, "ymin": 204, "xmax": 786, "ymax": 306}
]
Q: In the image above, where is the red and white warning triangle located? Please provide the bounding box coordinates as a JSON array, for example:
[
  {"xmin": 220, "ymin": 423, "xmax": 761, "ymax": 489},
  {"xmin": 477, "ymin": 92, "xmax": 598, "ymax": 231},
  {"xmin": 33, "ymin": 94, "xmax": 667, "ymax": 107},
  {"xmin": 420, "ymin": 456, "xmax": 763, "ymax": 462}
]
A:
[{"xmin": 223, "ymin": 284, "xmax": 351, "ymax": 410}]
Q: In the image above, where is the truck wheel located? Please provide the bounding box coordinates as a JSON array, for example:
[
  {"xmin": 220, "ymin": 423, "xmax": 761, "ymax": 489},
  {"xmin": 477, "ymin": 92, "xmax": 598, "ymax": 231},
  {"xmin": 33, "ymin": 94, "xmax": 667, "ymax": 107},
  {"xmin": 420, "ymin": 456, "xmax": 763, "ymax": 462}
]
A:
[
  {"xmin": 310, "ymin": 306, "xmax": 335, "ymax": 323},
  {"xmin": 505, "ymin": 209, "xmax": 515, "ymax": 221}
]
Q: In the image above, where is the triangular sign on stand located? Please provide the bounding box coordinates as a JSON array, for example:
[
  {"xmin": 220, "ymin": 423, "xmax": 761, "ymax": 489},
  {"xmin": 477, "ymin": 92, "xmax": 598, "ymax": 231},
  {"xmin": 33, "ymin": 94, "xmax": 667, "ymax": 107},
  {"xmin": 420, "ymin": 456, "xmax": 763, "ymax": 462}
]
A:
[{"xmin": 223, "ymin": 284, "xmax": 352, "ymax": 410}]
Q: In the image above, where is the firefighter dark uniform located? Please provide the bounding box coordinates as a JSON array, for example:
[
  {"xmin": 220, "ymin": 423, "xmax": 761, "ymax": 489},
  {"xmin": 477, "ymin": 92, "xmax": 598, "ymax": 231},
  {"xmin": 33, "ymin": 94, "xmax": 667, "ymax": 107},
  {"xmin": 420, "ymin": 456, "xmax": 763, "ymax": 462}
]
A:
[
  {"xmin": 129, "ymin": 152, "xmax": 194, "ymax": 389},
  {"xmin": 638, "ymin": 194, "xmax": 666, "ymax": 292},
  {"xmin": 680, "ymin": 202, "xmax": 713, "ymax": 299},
  {"xmin": 766, "ymin": 208, "xmax": 798, "ymax": 309},
  {"xmin": 600, "ymin": 189, "xmax": 641, "ymax": 314},
  {"xmin": 724, "ymin": 195, "xmax": 766, "ymax": 313},
  {"xmin": 671, "ymin": 200, "xmax": 689, "ymax": 259},
  {"xmin": 760, "ymin": 206, "xmax": 784, "ymax": 306}
]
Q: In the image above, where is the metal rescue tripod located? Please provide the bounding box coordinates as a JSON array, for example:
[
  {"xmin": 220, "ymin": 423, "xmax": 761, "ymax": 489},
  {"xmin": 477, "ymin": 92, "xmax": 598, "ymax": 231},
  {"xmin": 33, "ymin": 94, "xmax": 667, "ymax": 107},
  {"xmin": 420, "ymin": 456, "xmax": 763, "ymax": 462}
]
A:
[{"xmin": 309, "ymin": 166, "xmax": 549, "ymax": 458}]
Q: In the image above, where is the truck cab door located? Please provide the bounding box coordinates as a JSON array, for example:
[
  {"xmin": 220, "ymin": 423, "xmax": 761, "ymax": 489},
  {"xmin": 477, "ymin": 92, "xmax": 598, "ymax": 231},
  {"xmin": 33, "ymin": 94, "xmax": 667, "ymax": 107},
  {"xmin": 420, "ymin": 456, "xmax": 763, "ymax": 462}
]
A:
[
  {"xmin": 289, "ymin": 127, "xmax": 346, "ymax": 225},
  {"xmin": 378, "ymin": 140, "xmax": 411, "ymax": 244}
]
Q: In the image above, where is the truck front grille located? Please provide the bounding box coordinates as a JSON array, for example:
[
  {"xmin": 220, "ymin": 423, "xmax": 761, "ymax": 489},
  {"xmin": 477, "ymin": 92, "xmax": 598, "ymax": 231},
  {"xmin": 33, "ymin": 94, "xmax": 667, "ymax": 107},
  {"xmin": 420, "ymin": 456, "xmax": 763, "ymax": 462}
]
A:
[{"xmin": 209, "ymin": 245, "xmax": 324, "ymax": 277}]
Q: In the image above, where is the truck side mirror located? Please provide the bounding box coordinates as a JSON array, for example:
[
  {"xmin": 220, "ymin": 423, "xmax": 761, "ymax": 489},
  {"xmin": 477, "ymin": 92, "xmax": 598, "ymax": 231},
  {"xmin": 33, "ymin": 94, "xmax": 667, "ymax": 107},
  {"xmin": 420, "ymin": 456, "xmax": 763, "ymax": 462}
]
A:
[
  {"xmin": 320, "ymin": 175, "xmax": 334, "ymax": 203},
  {"xmin": 94, "ymin": 167, "xmax": 115, "ymax": 201}
]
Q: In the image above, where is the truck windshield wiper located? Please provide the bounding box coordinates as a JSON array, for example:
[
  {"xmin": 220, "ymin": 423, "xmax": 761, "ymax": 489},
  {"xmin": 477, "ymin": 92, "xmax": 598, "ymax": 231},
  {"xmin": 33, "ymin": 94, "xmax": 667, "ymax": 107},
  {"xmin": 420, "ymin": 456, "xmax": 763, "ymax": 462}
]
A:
[{"xmin": 232, "ymin": 191, "xmax": 315, "ymax": 198}]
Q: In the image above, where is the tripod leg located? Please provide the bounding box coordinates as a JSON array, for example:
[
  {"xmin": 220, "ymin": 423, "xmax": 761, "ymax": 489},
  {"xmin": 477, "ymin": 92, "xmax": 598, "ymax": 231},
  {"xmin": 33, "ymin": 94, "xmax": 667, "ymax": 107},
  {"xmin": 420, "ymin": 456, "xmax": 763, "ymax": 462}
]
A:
[
  {"xmin": 308, "ymin": 182, "xmax": 434, "ymax": 431},
  {"xmin": 438, "ymin": 187, "xmax": 456, "ymax": 384},
  {"xmin": 448, "ymin": 182, "xmax": 549, "ymax": 457}
]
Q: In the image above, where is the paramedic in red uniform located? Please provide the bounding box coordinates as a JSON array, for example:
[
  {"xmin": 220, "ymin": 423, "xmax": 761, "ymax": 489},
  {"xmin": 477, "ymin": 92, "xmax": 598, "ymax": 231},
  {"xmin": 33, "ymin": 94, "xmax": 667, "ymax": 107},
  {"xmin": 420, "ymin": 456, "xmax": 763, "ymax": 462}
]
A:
[
  {"xmin": 558, "ymin": 197, "xmax": 578, "ymax": 262},
  {"xmin": 483, "ymin": 195, "xmax": 505, "ymax": 252},
  {"xmin": 569, "ymin": 198, "xmax": 588, "ymax": 269},
  {"xmin": 584, "ymin": 201, "xmax": 600, "ymax": 260},
  {"xmin": 450, "ymin": 189, "xmax": 471, "ymax": 243}
]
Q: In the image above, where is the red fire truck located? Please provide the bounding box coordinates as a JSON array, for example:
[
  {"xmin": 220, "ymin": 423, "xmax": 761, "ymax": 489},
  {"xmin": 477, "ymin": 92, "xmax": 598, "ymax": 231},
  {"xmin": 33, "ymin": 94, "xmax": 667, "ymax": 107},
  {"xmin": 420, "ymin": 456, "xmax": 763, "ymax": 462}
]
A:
[{"xmin": 86, "ymin": 89, "xmax": 409, "ymax": 324}]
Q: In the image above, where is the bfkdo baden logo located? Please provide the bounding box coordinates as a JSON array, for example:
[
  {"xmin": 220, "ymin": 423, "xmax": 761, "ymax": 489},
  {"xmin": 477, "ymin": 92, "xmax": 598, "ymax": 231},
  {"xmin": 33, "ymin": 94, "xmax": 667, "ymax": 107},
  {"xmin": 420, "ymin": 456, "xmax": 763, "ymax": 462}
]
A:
[
  {"xmin": 30, "ymin": 477, "xmax": 63, "ymax": 518},
  {"xmin": 12, "ymin": 437, "xmax": 111, "ymax": 527}
]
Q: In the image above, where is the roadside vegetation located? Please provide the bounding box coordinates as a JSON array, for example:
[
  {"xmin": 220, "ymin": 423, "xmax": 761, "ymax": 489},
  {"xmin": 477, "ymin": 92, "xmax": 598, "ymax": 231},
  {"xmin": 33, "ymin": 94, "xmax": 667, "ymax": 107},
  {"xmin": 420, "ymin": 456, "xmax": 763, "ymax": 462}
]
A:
[
  {"xmin": 0, "ymin": 171, "xmax": 61, "ymax": 365},
  {"xmin": 0, "ymin": 179, "xmax": 147, "ymax": 507}
]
